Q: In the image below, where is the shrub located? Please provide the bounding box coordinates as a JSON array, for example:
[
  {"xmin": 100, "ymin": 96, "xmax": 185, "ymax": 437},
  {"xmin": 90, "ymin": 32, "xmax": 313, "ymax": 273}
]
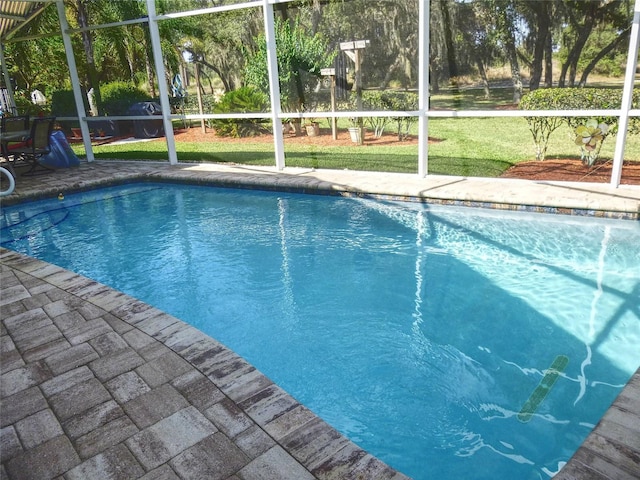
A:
[
  {"xmin": 181, "ymin": 93, "xmax": 218, "ymax": 115},
  {"xmin": 520, "ymin": 88, "xmax": 640, "ymax": 161},
  {"xmin": 212, "ymin": 87, "xmax": 269, "ymax": 138},
  {"xmin": 360, "ymin": 91, "xmax": 393, "ymax": 138},
  {"xmin": 352, "ymin": 90, "xmax": 418, "ymax": 140},
  {"xmin": 383, "ymin": 91, "xmax": 419, "ymax": 141},
  {"xmin": 100, "ymin": 81, "xmax": 152, "ymax": 115},
  {"xmin": 13, "ymin": 90, "xmax": 50, "ymax": 116},
  {"xmin": 51, "ymin": 89, "xmax": 88, "ymax": 117},
  {"xmin": 519, "ymin": 91, "xmax": 565, "ymax": 161}
]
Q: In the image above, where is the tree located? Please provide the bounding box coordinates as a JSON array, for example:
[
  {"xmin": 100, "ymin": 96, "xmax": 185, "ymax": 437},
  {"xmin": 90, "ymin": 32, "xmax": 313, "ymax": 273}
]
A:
[
  {"xmin": 556, "ymin": 0, "xmax": 629, "ymax": 87},
  {"xmin": 2, "ymin": 6, "xmax": 68, "ymax": 95},
  {"xmin": 492, "ymin": 0, "xmax": 523, "ymax": 103},
  {"xmin": 70, "ymin": 0, "xmax": 103, "ymax": 114},
  {"xmin": 456, "ymin": 1, "xmax": 499, "ymax": 99},
  {"xmin": 244, "ymin": 17, "xmax": 335, "ymax": 113},
  {"xmin": 305, "ymin": 0, "xmax": 419, "ymax": 90},
  {"xmin": 526, "ymin": 0, "xmax": 554, "ymax": 91}
]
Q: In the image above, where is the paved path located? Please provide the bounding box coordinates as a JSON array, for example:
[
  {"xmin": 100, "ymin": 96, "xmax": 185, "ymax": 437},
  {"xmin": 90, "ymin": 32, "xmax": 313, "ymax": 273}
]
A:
[{"xmin": 1, "ymin": 161, "xmax": 639, "ymax": 479}]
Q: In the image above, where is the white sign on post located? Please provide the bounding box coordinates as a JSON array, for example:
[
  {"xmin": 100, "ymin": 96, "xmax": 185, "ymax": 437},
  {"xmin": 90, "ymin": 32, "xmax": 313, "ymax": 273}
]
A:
[{"xmin": 340, "ymin": 40, "xmax": 370, "ymax": 51}]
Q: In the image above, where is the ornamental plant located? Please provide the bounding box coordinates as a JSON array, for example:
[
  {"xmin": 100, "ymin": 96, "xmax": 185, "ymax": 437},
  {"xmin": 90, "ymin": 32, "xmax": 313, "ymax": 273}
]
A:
[
  {"xmin": 574, "ymin": 119, "xmax": 609, "ymax": 166},
  {"xmin": 212, "ymin": 87, "xmax": 268, "ymax": 138},
  {"xmin": 520, "ymin": 88, "xmax": 640, "ymax": 162}
]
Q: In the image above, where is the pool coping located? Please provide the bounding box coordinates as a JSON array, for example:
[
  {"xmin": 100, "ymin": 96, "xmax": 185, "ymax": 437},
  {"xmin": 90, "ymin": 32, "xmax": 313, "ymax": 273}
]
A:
[
  {"xmin": 2, "ymin": 161, "xmax": 640, "ymax": 479},
  {"xmin": 2, "ymin": 160, "xmax": 640, "ymax": 220}
]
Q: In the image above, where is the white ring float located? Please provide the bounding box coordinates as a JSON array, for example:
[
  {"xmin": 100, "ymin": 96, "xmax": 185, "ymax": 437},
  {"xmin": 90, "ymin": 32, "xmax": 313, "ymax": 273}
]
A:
[{"xmin": 0, "ymin": 166, "xmax": 15, "ymax": 197}]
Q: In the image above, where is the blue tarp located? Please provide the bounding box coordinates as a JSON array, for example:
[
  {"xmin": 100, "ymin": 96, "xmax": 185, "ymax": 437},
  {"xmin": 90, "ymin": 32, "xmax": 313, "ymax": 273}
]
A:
[{"xmin": 40, "ymin": 130, "xmax": 80, "ymax": 168}]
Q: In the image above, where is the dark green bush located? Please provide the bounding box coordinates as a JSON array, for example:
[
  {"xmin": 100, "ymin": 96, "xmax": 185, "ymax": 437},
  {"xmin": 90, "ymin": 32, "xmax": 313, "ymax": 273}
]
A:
[
  {"xmin": 100, "ymin": 81, "xmax": 152, "ymax": 115},
  {"xmin": 212, "ymin": 87, "xmax": 269, "ymax": 138},
  {"xmin": 180, "ymin": 93, "xmax": 219, "ymax": 115},
  {"xmin": 100, "ymin": 82, "xmax": 152, "ymax": 115},
  {"xmin": 51, "ymin": 89, "xmax": 88, "ymax": 117}
]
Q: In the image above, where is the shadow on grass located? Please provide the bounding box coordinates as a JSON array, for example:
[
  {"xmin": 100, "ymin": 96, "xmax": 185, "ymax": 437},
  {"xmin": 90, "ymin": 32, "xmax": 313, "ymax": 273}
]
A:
[
  {"xmin": 93, "ymin": 149, "xmax": 516, "ymax": 177},
  {"xmin": 428, "ymin": 156, "xmax": 514, "ymax": 177}
]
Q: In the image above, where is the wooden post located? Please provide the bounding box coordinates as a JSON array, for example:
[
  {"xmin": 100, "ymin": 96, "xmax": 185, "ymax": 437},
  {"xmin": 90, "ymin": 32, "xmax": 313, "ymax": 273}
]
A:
[
  {"xmin": 194, "ymin": 63, "xmax": 206, "ymax": 133},
  {"xmin": 354, "ymin": 48, "xmax": 363, "ymax": 145},
  {"xmin": 340, "ymin": 40, "xmax": 369, "ymax": 146},
  {"xmin": 322, "ymin": 68, "xmax": 338, "ymax": 140},
  {"xmin": 331, "ymin": 75, "xmax": 337, "ymax": 140}
]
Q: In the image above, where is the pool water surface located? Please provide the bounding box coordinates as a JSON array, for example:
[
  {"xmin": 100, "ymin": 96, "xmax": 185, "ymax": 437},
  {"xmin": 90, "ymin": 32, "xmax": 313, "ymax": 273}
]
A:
[{"xmin": 2, "ymin": 183, "xmax": 639, "ymax": 480}]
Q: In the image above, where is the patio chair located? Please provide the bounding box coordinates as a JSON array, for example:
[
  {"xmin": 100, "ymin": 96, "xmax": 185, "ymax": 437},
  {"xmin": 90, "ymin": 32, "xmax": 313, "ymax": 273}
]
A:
[
  {"xmin": 1, "ymin": 115, "xmax": 29, "ymax": 134},
  {"xmin": 1, "ymin": 115, "xmax": 30, "ymax": 154},
  {"xmin": 9, "ymin": 116, "xmax": 56, "ymax": 176}
]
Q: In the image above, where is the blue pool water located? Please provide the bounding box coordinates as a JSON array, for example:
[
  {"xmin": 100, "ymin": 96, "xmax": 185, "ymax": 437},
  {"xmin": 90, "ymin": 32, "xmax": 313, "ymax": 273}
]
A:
[{"xmin": 2, "ymin": 183, "xmax": 639, "ymax": 479}]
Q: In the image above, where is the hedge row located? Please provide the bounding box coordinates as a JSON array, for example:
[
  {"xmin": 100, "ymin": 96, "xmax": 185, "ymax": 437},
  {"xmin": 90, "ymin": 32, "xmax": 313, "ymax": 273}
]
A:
[{"xmin": 519, "ymin": 87, "xmax": 639, "ymax": 161}]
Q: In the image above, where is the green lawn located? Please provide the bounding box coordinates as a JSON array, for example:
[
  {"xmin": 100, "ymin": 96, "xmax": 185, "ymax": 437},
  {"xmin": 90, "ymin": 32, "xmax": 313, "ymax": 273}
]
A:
[
  {"xmin": 61, "ymin": 82, "xmax": 640, "ymax": 177},
  {"xmin": 77, "ymin": 116, "xmax": 639, "ymax": 177}
]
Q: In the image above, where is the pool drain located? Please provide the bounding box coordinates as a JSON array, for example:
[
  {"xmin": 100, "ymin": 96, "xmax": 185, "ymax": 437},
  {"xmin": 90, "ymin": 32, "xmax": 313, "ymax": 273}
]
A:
[{"xmin": 518, "ymin": 355, "xmax": 569, "ymax": 423}]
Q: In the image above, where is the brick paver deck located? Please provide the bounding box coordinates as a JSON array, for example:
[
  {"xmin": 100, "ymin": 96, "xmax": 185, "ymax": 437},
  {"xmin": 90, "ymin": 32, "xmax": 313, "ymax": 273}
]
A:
[{"xmin": 1, "ymin": 161, "xmax": 639, "ymax": 479}]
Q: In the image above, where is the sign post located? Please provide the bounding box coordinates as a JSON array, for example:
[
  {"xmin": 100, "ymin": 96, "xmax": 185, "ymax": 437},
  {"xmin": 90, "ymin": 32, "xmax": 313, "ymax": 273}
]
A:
[
  {"xmin": 340, "ymin": 40, "xmax": 369, "ymax": 145},
  {"xmin": 321, "ymin": 68, "xmax": 337, "ymax": 139}
]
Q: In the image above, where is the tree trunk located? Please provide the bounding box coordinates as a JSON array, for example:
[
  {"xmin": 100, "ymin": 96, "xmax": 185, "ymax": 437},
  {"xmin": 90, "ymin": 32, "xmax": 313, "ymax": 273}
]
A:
[
  {"xmin": 505, "ymin": 34, "xmax": 522, "ymax": 103},
  {"xmin": 122, "ymin": 36, "xmax": 136, "ymax": 83},
  {"xmin": 311, "ymin": 0, "xmax": 322, "ymax": 35},
  {"xmin": 76, "ymin": 0, "xmax": 101, "ymax": 115},
  {"xmin": 198, "ymin": 58, "xmax": 231, "ymax": 92},
  {"xmin": 544, "ymin": 32, "xmax": 553, "ymax": 87},
  {"xmin": 143, "ymin": 29, "xmax": 156, "ymax": 98},
  {"xmin": 559, "ymin": 4, "xmax": 597, "ymax": 87},
  {"xmin": 578, "ymin": 27, "xmax": 630, "ymax": 87},
  {"xmin": 439, "ymin": 0, "xmax": 459, "ymax": 84},
  {"xmin": 430, "ymin": 67, "xmax": 440, "ymax": 93},
  {"xmin": 493, "ymin": 1, "xmax": 522, "ymax": 103},
  {"xmin": 529, "ymin": 2, "xmax": 551, "ymax": 91},
  {"xmin": 476, "ymin": 58, "xmax": 490, "ymax": 99}
]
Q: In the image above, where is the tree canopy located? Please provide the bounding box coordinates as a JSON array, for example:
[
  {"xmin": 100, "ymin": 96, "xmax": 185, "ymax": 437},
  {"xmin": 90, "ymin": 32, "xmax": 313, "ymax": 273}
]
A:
[{"xmin": 1, "ymin": 0, "xmax": 635, "ymax": 113}]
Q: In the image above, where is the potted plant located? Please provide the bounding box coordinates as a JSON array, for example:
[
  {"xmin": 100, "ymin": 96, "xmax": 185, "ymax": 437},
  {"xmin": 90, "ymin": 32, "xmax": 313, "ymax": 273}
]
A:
[
  {"xmin": 348, "ymin": 117, "xmax": 364, "ymax": 144},
  {"xmin": 304, "ymin": 119, "xmax": 320, "ymax": 137}
]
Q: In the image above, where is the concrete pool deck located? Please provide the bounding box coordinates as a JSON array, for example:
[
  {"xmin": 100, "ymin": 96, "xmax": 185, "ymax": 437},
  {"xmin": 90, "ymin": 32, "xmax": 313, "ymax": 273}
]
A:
[{"xmin": 1, "ymin": 161, "xmax": 639, "ymax": 479}]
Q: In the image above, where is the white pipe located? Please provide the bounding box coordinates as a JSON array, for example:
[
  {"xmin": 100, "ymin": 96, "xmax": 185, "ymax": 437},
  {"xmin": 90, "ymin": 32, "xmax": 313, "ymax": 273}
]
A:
[
  {"xmin": 146, "ymin": 0, "xmax": 178, "ymax": 165},
  {"xmin": 263, "ymin": 0, "xmax": 285, "ymax": 170},
  {"xmin": 418, "ymin": 0, "xmax": 430, "ymax": 177},
  {"xmin": 55, "ymin": 0, "xmax": 94, "ymax": 161},
  {"xmin": 610, "ymin": 0, "xmax": 640, "ymax": 188}
]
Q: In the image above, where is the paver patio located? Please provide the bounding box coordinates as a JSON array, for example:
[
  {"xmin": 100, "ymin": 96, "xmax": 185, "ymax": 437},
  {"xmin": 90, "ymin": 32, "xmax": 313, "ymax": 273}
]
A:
[{"xmin": 1, "ymin": 161, "xmax": 639, "ymax": 479}]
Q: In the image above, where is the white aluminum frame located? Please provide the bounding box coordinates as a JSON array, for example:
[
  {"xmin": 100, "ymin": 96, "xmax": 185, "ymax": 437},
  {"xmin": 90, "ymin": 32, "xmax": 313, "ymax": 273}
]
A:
[{"xmin": 8, "ymin": 0, "xmax": 639, "ymax": 186}]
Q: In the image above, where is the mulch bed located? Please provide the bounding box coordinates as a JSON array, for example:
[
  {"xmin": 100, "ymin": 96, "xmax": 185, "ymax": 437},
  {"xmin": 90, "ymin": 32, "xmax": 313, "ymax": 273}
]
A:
[{"xmin": 501, "ymin": 158, "xmax": 640, "ymax": 185}]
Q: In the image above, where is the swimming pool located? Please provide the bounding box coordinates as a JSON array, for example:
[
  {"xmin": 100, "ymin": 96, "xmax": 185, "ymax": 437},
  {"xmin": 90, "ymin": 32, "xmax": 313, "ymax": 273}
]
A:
[{"xmin": 2, "ymin": 183, "xmax": 639, "ymax": 479}]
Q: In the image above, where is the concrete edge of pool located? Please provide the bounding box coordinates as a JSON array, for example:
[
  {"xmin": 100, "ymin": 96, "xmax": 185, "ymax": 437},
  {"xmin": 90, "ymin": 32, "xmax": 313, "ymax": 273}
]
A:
[
  {"xmin": 1, "ymin": 161, "xmax": 640, "ymax": 479},
  {"xmin": 1, "ymin": 160, "xmax": 640, "ymax": 220},
  {"xmin": 0, "ymin": 248, "xmax": 410, "ymax": 480}
]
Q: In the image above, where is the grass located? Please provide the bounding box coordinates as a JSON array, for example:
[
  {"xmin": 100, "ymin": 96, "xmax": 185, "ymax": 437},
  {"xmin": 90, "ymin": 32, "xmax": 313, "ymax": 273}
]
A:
[
  {"xmin": 429, "ymin": 86, "xmax": 516, "ymax": 110},
  {"xmin": 76, "ymin": 95, "xmax": 640, "ymax": 177}
]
